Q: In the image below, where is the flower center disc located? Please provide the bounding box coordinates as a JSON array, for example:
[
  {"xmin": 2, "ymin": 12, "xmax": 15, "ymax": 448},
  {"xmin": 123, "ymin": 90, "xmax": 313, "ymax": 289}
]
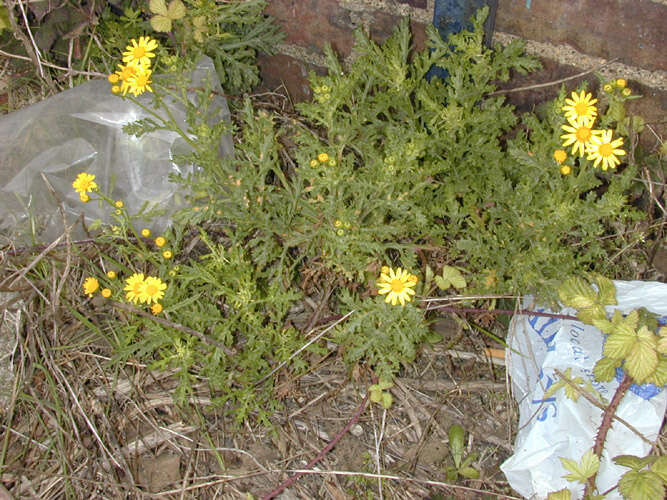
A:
[
  {"xmin": 575, "ymin": 102, "xmax": 588, "ymax": 115},
  {"xmin": 134, "ymin": 47, "xmax": 146, "ymax": 58},
  {"xmin": 576, "ymin": 127, "xmax": 591, "ymax": 141},
  {"xmin": 146, "ymin": 285, "xmax": 157, "ymax": 296},
  {"xmin": 390, "ymin": 279, "xmax": 405, "ymax": 293},
  {"xmin": 599, "ymin": 143, "xmax": 613, "ymax": 157}
]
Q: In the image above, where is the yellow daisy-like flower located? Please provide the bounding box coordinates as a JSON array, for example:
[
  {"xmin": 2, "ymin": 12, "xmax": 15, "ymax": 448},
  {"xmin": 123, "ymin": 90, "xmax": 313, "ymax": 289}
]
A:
[
  {"xmin": 115, "ymin": 200, "xmax": 124, "ymax": 208},
  {"xmin": 377, "ymin": 266, "xmax": 417, "ymax": 306},
  {"xmin": 72, "ymin": 172, "xmax": 98, "ymax": 194},
  {"xmin": 562, "ymin": 90, "xmax": 597, "ymax": 126},
  {"xmin": 126, "ymin": 67, "xmax": 153, "ymax": 97},
  {"xmin": 101, "ymin": 288, "xmax": 112, "ymax": 298},
  {"xmin": 139, "ymin": 276, "xmax": 167, "ymax": 305},
  {"xmin": 141, "ymin": 228, "xmax": 151, "ymax": 237},
  {"xmin": 83, "ymin": 277, "xmax": 99, "ymax": 297},
  {"xmin": 107, "ymin": 270, "xmax": 117, "ymax": 279},
  {"xmin": 124, "ymin": 273, "xmax": 145, "ymax": 304},
  {"xmin": 560, "ymin": 165, "xmax": 572, "ymax": 176},
  {"xmin": 155, "ymin": 236, "xmax": 166, "ymax": 247},
  {"xmin": 616, "ymin": 78, "xmax": 626, "ymax": 88},
  {"xmin": 586, "ymin": 129, "xmax": 626, "ymax": 170},
  {"xmin": 114, "ymin": 62, "xmax": 140, "ymax": 95},
  {"xmin": 561, "ymin": 121, "xmax": 601, "ymax": 157},
  {"xmin": 553, "ymin": 149, "xmax": 567, "ymax": 164},
  {"xmin": 80, "ymin": 193, "xmax": 90, "ymax": 203},
  {"xmin": 111, "ymin": 85, "xmax": 121, "ymax": 94},
  {"xmin": 122, "ymin": 36, "xmax": 158, "ymax": 67},
  {"xmin": 108, "ymin": 73, "xmax": 119, "ymax": 84},
  {"xmin": 318, "ymin": 153, "xmax": 329, "ymax": 163},
  {"xmin": 151, "ymin": 303, "xmax": 163, "ymax": 315},
  {"xmin": 162, "ymin": 250, "xmax": 173, "ymax": 259}
]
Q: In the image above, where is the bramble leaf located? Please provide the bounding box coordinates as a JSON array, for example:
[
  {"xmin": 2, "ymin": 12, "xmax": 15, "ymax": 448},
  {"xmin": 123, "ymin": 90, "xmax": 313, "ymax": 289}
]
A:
[
  {"xmin": 150, "ymin": 14, "xmax": 172, "ymax": 32},
  {"xmin": 546, "ymin": 490, "xmax": 571, "ymax": 500},
  {"xmin": 167, "ymin": 0, "xmax": 186, "ymax": 20},
  {"xmin": 593, "ymin": 356, "xmax": 621, "ymax": 382},
  {"xmin": 560, "ymin": 449, "xmax": 599, "ymax": 484},
  {"xmin": 649, "ymin": 456, "xmax": 667, "ymax": 483},
  {"xmin": 577, "ymin": 305, "xmax": 606, "ymax": 325},
  {"xmin": 558, "ymin": 277, "xmax": 598, "ymax": 309},
  {"xmin": 595, "ymin": 275, "xmax": 617, "ymax": 306},
  {"xmin": 614, "ymin": 455, "xmax": 655, "ymax": 471},
  {"xmin": 149, "ymin": 0, "xmax": 168, "ymax": 16},
  {"xmin": 603, "ymin": 332, "xmax": 636, "ymax": 360},
  {"xmin": 618, "ymin": 469, "xmax": 665, "ymax": 500},
  {"xmin": 625, "ymin": 327, "xmax": 658, "ymax": 384}
]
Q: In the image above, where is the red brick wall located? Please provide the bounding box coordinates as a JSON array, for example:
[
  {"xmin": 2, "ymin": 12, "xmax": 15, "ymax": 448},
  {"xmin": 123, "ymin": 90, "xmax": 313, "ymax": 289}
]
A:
[{"xmin": 259, "ymin": 0, "xmax": 666, "ymax": 139}]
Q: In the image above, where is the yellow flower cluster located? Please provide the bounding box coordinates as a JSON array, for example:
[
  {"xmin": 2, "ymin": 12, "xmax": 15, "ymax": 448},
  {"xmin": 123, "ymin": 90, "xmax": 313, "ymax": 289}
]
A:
[
  {"xmin": 309, "ymin": 152, "xmax": 336, "ymax": 167},
  {"xmin": 558, "ymin": 89, "xmax": 626, "ymax": 171},
  {"xmin": 124, "ymin": 273, "xmax": 167, "ymax": 306},
  {"xmin": 107, "ymin": 36, "xmax": 158, "ymax": 96},
  {"xmin": 72, "ymin": 172, "xmax": 98, "ymax": 202},
  {"xmin": 377, "ymin": 266, "xmax": 418, "ymax": 306}
]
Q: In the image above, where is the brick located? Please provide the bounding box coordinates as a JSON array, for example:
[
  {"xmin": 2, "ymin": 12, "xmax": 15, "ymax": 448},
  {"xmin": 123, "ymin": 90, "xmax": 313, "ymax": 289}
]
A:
[
  {"xmin": 265, "ymin": 0, "xmax": 427, "ymax": 58},
  {"xmin": 258, "ymin": 53, "xmax": 322, "ymax": 102},
  {"xmin": 496, "ymin": 0, "xmax": 667, "ymax": 72},
  {"xmin": 396, "ymin": 0, "xmax": 427, "ymax": 8}
]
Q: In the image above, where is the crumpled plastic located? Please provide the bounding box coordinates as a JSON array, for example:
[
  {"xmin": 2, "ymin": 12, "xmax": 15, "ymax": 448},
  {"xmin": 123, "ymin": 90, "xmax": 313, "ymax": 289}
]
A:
[
  {"xmin": 0, "ymin": 56, "xmax": 233, "ymax": 246},
  {"xmin": 501, "ymin": 280, "xmax": 667, "ymax": 499}
]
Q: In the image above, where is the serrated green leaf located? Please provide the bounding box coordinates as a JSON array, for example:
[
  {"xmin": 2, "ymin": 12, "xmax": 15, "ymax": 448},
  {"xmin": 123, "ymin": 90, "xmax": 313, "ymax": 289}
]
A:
[
  {"xmin": 649, "ymin": 456, "xmax": 667, "ymax": 483},
  {"xmin": 546, "ymin": 489, "xmax": 571, "ymax": 500},
  {"xmin": 618, "ymin": 469, "xmax": 665, "ymax": 500},
  {"xmin": 593, "ymin": 356, "xmax": 621, "ymax": 382},
  {"xmin": 614, "ymin": 455, "xmax": 655, "ymax": 471},
  {"xmin": 592, "ymin": 317, "xmax": 613, "ymax": 333},
  {"xmin": 448, "ymin": 424, "xmax": 465, "ymax": 469},
  {"xmin": 150, "ymin": 14, "xmax": 172, "ymax": 32},
  {"xmin": 558, "ymin": 277, "xmax": 598, "ymax": 309},
  {"xmin": 578, "ymin": 305, "xmax": 606, "ymax": 325},
  {"xmin": 560, "ymin": 449, "xmax": 600, "ymax": 484},
  {"xmin": 594, "ymin": 275, "xmax": 617, "ymax": 306},
  {"xmin": 167, "ymin": 0, "xmax": 186, "ymax": 20},
  {"xmin": 613, "ymin": 310, "xmax": 640, "ymax": 337},
  {"xmin": 544, "ymin": 379, "xmax": 565, "ymax": 399},
  {"xmin": 604, "ymin": 332, "xmax": 636, "ymax": 360},
  {"xmin": 657, "ymin": 335, "xmax": 667, "ymax": 356},
  {"xmin": 625, "ymin": 331, "xmax": 658, "ymax": 384},
  {"xmin": 645, "ymin": 355, "xmax": 667, "ymax": 387},
  {"xmin": 149, "ymin": 0, "xmax": 168, "ymax": 16}
]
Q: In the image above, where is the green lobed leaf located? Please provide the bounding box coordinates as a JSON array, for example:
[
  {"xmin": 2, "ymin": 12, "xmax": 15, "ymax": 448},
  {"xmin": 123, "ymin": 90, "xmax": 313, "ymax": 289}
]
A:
[
  {"xmin": 618, "ymin": 469, "xmax": 665, "ymax": 500},
  {"xmin": 649, "ymin": 456, "xmax": 667, "ymax": 483},
  {"xmin": 149, "ymin": 0, "xmax": 168, "ymax": 16},
  {"xmin": 595, "ymin": 275, "xmax": 617, "ymax": 306},
  {"xmin": 441, "ymin": 265, "xmax": 467, "ymax": 289},
  {"xmin": 167, "ymin": 0, "xmax": 186, "ymax": 20},
  {"xmin": 546, "ymin": 489, "xmax": 572, "ymax": 500},
  {"xmin": 150, "ymin": 14, "xmax": 172, "ymax": 32},
  {"xmin": 558, "ymin": 277, "xmax": 598, "ymax": 310},
  {"xmin": 614, "ymin": 455, "xmax": 656, "ymax": 471},
  {"xmin": 593, "ymin": 356, "xmax": 621, "ymax": 382},
  {"xmin": 603, "ymin": 332, "xmax": 636, "ymax": 360},
  {"xmin": 459, "ymin": 466, "xmax": 480, "ymax": 479},
  {"xmin": 625, "ymin": 331, "xmax": 658, "ymax": 384},
  {"xmin": 560, "ymin": 449, "xmax": 600, "ymax": 484}
]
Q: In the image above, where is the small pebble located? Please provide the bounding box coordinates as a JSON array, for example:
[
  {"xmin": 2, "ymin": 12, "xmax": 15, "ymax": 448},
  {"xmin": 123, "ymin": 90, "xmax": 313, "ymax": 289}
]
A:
[{"xmin": 350, "ymin": 424, "xmax": 363, "ymax": 437}]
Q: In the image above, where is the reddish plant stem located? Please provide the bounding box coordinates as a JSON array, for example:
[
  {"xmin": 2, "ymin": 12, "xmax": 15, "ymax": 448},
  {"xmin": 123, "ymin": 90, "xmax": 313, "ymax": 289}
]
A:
[
  {"xmin": 584, "ymin": 373, "xmax": 634, "ymax": 498},
  {"xmin": 261, "ymin": 391, "xmax": 370, "ymax": 500}
]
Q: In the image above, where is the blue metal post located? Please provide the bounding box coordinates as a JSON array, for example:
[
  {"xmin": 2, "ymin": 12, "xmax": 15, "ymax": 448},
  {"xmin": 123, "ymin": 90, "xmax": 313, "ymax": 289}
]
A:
[{"xmin": 427, "ymin": 0, "xmax": 498, "ymax": 81}]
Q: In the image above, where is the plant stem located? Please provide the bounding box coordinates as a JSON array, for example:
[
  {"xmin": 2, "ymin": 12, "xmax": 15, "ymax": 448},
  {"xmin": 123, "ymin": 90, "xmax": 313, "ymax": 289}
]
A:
[{"xmin": 584, "ymin": 373, "xmax": 634, "ymax": 498}]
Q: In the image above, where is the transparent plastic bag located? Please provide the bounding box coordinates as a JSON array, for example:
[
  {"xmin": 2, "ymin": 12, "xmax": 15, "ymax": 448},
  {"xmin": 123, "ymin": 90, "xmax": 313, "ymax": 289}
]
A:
[{"xmin": 0, "ymin": 56, "xmax": 233, "ymax": 245}]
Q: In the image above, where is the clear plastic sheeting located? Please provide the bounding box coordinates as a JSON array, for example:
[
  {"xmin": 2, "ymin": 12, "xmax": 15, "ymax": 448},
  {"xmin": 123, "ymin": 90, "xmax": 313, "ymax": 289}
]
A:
[
  {"xmin": 501, "ymin": 280, "xmax": 667, "ymax": 499},
  {"xmin": 0, "ymin": 57, "xmax": 233, "ymax": 245}
]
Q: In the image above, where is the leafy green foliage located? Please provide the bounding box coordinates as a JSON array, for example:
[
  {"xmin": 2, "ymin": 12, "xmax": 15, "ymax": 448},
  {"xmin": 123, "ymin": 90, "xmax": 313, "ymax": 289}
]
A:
[
  {"xmin": 369, "ymin": 379, "xmax": 394, "ymax": 408},
  {"xmin": 434, "ymin": 265, "xmax": 467, "ymax": 291},
  {"xmin": 443, "ymin": 424, "xmax": 480, "ymax": 481},
  {"xmin": 546, "ymin": 489, "xmax": 572, "ymax": 500},
  {"xmin": 560, "ymin": 449, "xmax": 600, "ymax": 484}
]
